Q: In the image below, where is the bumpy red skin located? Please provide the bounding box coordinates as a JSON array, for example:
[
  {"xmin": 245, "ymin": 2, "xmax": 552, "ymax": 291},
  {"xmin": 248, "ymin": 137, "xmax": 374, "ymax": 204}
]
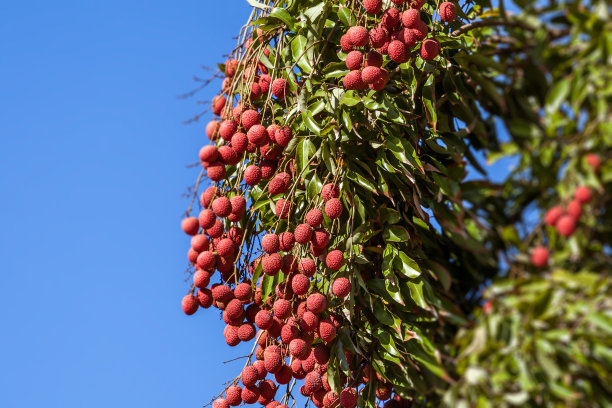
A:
[
  {"xmin": 343, "ymin": 70, "xmax": 367, "ymax": 90},
  {"xmin": 199, "ymin": 145, "xmax": 219, "ymax": 163},
  {"xmin": 326, "ymin": 250, "xmax": 345, "ymax": 271},
  {"xmin": 388, "ymin": 40, "xmax": 409, "ymax": 63},
  {"xmin": 298, "ymin": 258, "xmax": 316, "ymax": 277},
  {"xmin": 363, "ymin": 0, "xmax": 382, "ymax": 14},
  {"xmin": 206, "ymin": 120, "xmax": 219, "ymax": 140},
  {"xmin": 181, "ymin": 294, "xmax": 199, "ymax": 315},
  {"xmin": 307, "ymin": 293, "xmax": 327, "ymax": 314},
  {"xmin": 275, "ymin": 127, "xmax": 293, "ymax": 147},
  {"xmin": 361, "ymin": 66, "xmax": 383, "ymax": 84},
  {"xmin": 214, "ymin": 398, "xmax": 230, "ymax": 408},
  {"xmin": 291, "ymin": 273, "xmax": 310, "ymax": 295},
  {"xmin": 295, "ymin": 223, "xmax": 314, "ymax": 244},
  {"xmin": 332, "ymin": 277, "xmax": 351, "ymax": 297},
  {"xmin": 439, "ymin": 2, "xmax": 457, "ymax": 22},
  {"xmin": 241, "ymin": 109, "xmax": 261, "ymax": 130},
  {"xmin": 339, "ymin": 388, "xmax": 358, "ymax": 408},
  {"xmin": 219, "ymin": 120, "xmax": 237, "ymax": 141},
  {"xmin": 306, "ymin": 209, "xmax": 324, "ymax": 227},
  {"xmin": 381, "ymin": 7, "xmax": 401, "ymax": 30},
  {"xmin": 271, "ymin": 78, "xmax": 288, "ymax": 98},
  {"xmin": 193, "ymin": 269, "xmax": 211, "ymax": 288},
  {"xmin": 207, "ymin": 161, "xmax": 226, "ymax": 181},
  {"xmin": 324, "ymin": 198, "xmax": 343, "ymax": 219},
  {"xmin": 318, "ymin": 318, "xmax": 337, "ymax": 342},
  {"xmin": 262, "ymin": 234, "xmax": 280, "ymax": 254},
  {"xmin": 347, "ymin": 26, "xmax": 369, "ymax": 47},
  {"xmin": 212, "ymin": 197, "xmax": 232, "ymax": 218},
  {"xmin": 321, "ymin": 183, "xmax": 340, "ymax": 201},
  {"xmin": 248, "ymin": 124, "xmax": 268, "ymax": 145},
  {"xmin": 420, "ymin": 39, "xmax": 440, "ymax": 61},
  {"xmin": 181, "ymin": 217, "xmax": 199, "ymax": 236},
  {"xmin": 279, "ymin": 232, "xmax": 295, "ymax": 251},
  {"xmin": 244, "ymin": 165, "xmax": 262, "ymax": 186},
  {"xmin": 345, "ymin": 51, "xmax": 363, "ymax": 70}
]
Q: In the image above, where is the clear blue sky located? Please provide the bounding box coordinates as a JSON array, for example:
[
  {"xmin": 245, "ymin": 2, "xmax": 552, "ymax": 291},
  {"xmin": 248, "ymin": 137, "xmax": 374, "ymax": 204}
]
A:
[
  {"xmin": 0, "ymin": 2, "xmax": 254, "ymax": 407},
  {"xmin": 0, "ymin": 2, "xmax": 516, "ymax": 408}
]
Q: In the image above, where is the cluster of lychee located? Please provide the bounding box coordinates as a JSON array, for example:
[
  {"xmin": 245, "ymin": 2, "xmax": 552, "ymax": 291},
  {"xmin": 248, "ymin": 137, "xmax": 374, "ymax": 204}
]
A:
[
  {"xmin": 341, "ymin": 0, "xmax": 456, "ymax": 91},
  {"xmin": 530, "ymin": 154, "xmax": 601, "ymax": 268}
]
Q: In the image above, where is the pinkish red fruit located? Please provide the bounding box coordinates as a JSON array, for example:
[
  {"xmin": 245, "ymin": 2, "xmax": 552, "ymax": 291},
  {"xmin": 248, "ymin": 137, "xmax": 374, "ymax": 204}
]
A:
[
  {"xmin": 298, "ymin": 258, "xmax": 316, "ymax": 277},
  {"xmin": 332, "ymin": 277, "xmax": 351, "ymax": 297},
  {"xmin": 207, "ymin": 161, "xmax": 226, "ymax": 181},
  {"xmin": 279, "ymin": 232, "xmax": 295, "ymax": 251},
  {"xmin": 363, "ymin": 0, "xmax": 382, "ymax": 14},
  {"xmin": 556, "ymin": 215, "xmax": 577, "ymax": 237},
  {"xmin": 326, "ymin": 250, "xmax": 345, "ymax": 271},
  {"xmin": 574, "ymin": 186, "xmax": 592, "ymax": 203},
  {"xmin": 361, "ymin": 66, "xmax": 383, "ymax": 84},
  {"xmin": 347, "ymin": 26, "xmax": 369, "ymax": 47},
  {"xmin": 181, "ymin": 217, "xmax": 199, "ymax": 236},
  {"xmin": 345, "ymin": 51, "xmax": 363, "ymax": 70},
  {"xmin": 290, "ymin": 273, "xmax": 310, "ymax": 296},
  {"xmin": 388, "ymin": 40, "xmax": 408, "ymax": 63},
  {"xmin": 244, "ymin": 165, "xmax": 262, "ymax": 186},
  {"xmin": 219, "ymin": 120, "xmax": 237, "ymax": 141},
  {"xmin": 420, "ymin": 38, "xmax": 440, "ymax": 60},
  {"xmin": 271, "ymin": 78, "xmax": 288, "ymax": 98},
  {"xmin": 545, "ymin": 206, "xmax": 563, "ymax": 226},
  {"xmin": 275, "ymin": 127, "xmax": 293, "ymax": 147},
  {"xmin": 321, "ymin": 183, "xmax": 340, "ymax": 201},
  {"xmin": 439, "ymin": 2, "xmax": 457, "ymax": 22},
  {"xmin": 343, "ymin": 70, "xmax": 366, "ymax": 90},
  {"xmin": 262, "ymin": 234, "xmax": 280, "ymax": 253},
  {"xmin": 212, "ymin": 197, "xmax": 232, "ymax": 218},
  {"xmin": 295, "ymin": 223, "xmax": 314, "ymax": 244},
  {"xmin": 199, "ymin": 145, "xmax": 219, "ymax": 163},
  {"xmin": 324, "ymin": 198, "xmax": 343, "ymax": 219},
  {"xmin": 181, "ymin": 294, "xmax": 199, "ymax": 315},
  {"xmin": 340, "ymin": 388, "xmax": 358, "ymax": 408},
  {"xmin": 248, "ymin": 124, "xmax": 268, "ymax": 145},
  {"xmin": 585, "ymin": 153, "xmax": 601, "ymax": 173},
  {"xmin": 241, "ymin": 109, "xmax": 261, "ymax": 130},
  {"xmin": 307, "ymin": 293, "xmax": 327, "ymax": 314}
]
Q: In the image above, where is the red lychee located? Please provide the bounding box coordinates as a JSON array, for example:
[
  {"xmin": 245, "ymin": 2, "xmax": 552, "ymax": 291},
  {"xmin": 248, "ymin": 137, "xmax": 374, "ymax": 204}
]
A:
[
  {"xmin": 262, "ymin": 253, "xmax": 282, "ymax": 275},
  {"xmin": 574, "ymin": 186, "xmax": 592, "ymax": 203},
  {"xmin": 199, "ymin": 210, "xmax": 216, "ymax": 230},
  {"xmin": 347, "ymin": 26, "xmax": 369, "ymax": 47},
  {"xmin": 291, "ymin": 273, "xmax": 310, "ymax": 296},
  {"xmin": 181, "ymin": 294, "xmax": 199, "ymax": 315},
  {"xmin": 241, "ymin": 109, "xmax": 261, "ymax": 130},
  {"xmin": 402, "ymin": 9, "xmax": 420, "ymax": 28},
  {"xmin": 332, "ymin": 277, "xmax": 351, "ymax": 297},
  {"xmin": 326, "ymin": 250, "xmax": 344, "ymax": 271},
  {"xmin": 340, "ymin": 34, "xmax": 354, "ymax": 52},
  {"xmin": 318, "ymin": 318, "xmax": 337, "ymax": 342},
  {"xmin": 295, "ymin": 223, "xmax": 314, "ymax": 244},
  {"xmin": 388, "ymin": 40, "xmax": 408, "ymax": 63},
  {"xmin": 311, "ymin": 228, "xmax": 330, "ymax": 249},
  {"xmin": 262, "ymin": 233, "xmax": 280, "ymax": 254},
  {"xmin": 242, "ymin": 386, "xmax": 260, "ymax": 404},
  {"xmin": 214, "ymin": 398, "xmax": 230, "ymax": 408},
  {"xmin": 304, "ymin": 372, "xmax": 323, "ymax": 394},
  {"xmin": 305, "ymin": 209, "xmax": 323, "ymax": 228},
  {"xmin": 366, "ymin": 50, "xmax": 383, "ymax": 67},
  {"xmin": 298, "ymin": 258, "xmax": 316, "ymax": 277},
  {"xmin": 321, "ymin": 183, "xmax": 340, "ymax": 201},
  {"xmin": 268, "ymin": 174, "xmax": 289, "ymax": 196},
  {"xmin": 369, "ymin": 27, "xmax": 389, "ymax": 48},
  {"xmin": 200, "ymin": 186, "xmax": 218, "ymax": 208},
  {"xmin": 420, "ymin": 39, "xmax": 440, "ymax": 60},
  {"xmin": 229, "ymin": 196, "xmax": 246, "ymax": 216},
  {"xmin": 212, "ymin": 197, "xmax": 232, "ymax": 218},
  {"xmin": 279, "ymin": 232, "xmax": 295, "ymax": 251},
  {"xmin": 274, "ymin": 127, "xmax": 293, "ymax": 147},
  {"xmin": 226, "ymin": 385, "xmax": 242, "ymax": 406},
  {"xmin": 259, "ymin": 75, "xmax": 271, "ymax": 93},
  {"xmin": 397, "ymin": 28, "xmax": 418, "ymax": 48},
  {"xmin": 274, "ymin": 365, "xmax": 293, "ymax": 385},
  {"xmin": 206, "ymin": 120, "xmax": 219, "ymax": 140},
  {"xmin": 230, "ymin": 132, "xmax": 248, "ymax": 155},
  {"xmin": 248, "ymin": 124, "xmax": 268, "ymax": 145},
  {"xmin": 556, "ymin": 215, "xmax": 577, "ymax": 237},
  {"xmin": 275, "ymin": 199, "xmax": 292, "ymax": 219},
  {"xmin": 216, "ymin": 238, "xmax": 235, "ymax": 258},
  {"xmin": 585, "ymin": 153, "xmax": 601, "ymax": 173},
  {"xmin": 206, "ymin": 161, "xmax": 226, "ymax": 181},
  {"xmin": 381, "ymin": 8, "xmax": 401, "ymax": 30},
  {"xmin": 439, "ymin": 2, "xmax": 457, "ymax": 22},
  {"xmin": 225, "ymin": 59, "xmax": 238, "ymax": 77},
  {"xmin": 324, "ymin": 198, "xmax": 343, "ymax": 219},
  {"xmin": 313, "ymin": 344, "xmax": 330, "ymax": 365},
  {"xmin": 567, "ymin": 199, "xmax": 582, "ymax": 219},
  {"xmin": 193, "ymin": 269, "xmax": 211, "ymax": 288},
  {"xmin": 307, "ymin": 293, "xmax": 327, "ymax": 314},
  {"xmin": 264, "ymin": 349, "xmax": 283, "ymax": 374},
  {"xmin": 250, "ymin": 82, "xmax": 262, "ymax": 100},
  {"xmin": 225, "ymin": 298, "xmax": 244, "ymax": 320},
  {"xmin": 181, "ymin": 217, "xmax": 199, "ymax": 236},
  {"xmin": 340, "ymin": 388, "xmax": 358, "ymax": 408},
  {"xmin": 197, "ymin": 288, "xmax": 213, "ymax": 308},
  {"xmin": 199, "ymin": 145, "xmax": 219, "ymax": 163},
  {"xmin": 234, "ymin": 282, "xmax": 252, "ymax": 301},
  {"xmin": 253, "ymin": 359, "xmax": 267, "ymax": 379},
  {"xmin": 361, "ymin": 66, "xmax": 383, "ymax": 84},
  {"xmin": 218, "ymin": 146, "xmax": 239, "ymax": 165},
  {"xmin": 187, "ymin": 248, "xmax": 198, "ymax": 263},
  {"xmin": 241, "ymin": 365, "xmax": 259, "ymax": 387},
  {"xmin": 255, "ymin": 310, "xmax": 274, "ymax": 330},
  {"xmin": 211, "ymin": 95, "xmax": 226, "ymax": 116},
  {"xmin": 212, "ymin": 284, "xmax": 234, "ymax": 303},
  {"xmin": 244, "ymin": 165, "xmax": 262, "ymax": 186},
  {"xmin": 343, "ymin": 70, "xmax": 367, "ymax": 90},
  {"xmin": 345, "ymin": 51, "xmax": 363, "ymax": 70},
  {"xmin": 271, "ymin": 78, "xmax": 288, "ymax": 98},
  {"xmin": 274, "ymin": 299, "xmax": 291, "ymax": 319},
  {"xmin": 219, "ymin": 120, "xmax": 237, "ymax": 141},
  {"xmin": 206, "ymin": 219, "xmax": 224, "ymax": 238},
  {"xmin": 259, "ymin": 380, "xmax": 277, "ymax": 400},
  {"xmin": 545, "ymin": 206, "xmax": 563, "ymax": 226}
]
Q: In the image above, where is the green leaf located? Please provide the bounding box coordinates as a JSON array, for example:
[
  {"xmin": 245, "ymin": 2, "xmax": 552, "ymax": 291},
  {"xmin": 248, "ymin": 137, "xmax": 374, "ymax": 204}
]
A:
[
  {"xmin": 297, "ymin": 138, "xmax": 316, "ymax": 172},
  {"xmin": 383, "ymin": 225, "xmax": 409, "ymax": 242},
  {"xmin": 269, "ymin": 7, "xmax": 296, "ymax": 30},
  {"xmin": 395, "ymin": 251, "xmax": 422, "ymax": 278},
  {"xmin": 245, "ymin": 0, "xmax": 271, "ymax": 10},
  {"xmin": 290, "ymin": 34, "xmax": 313, "ymax": 73}
]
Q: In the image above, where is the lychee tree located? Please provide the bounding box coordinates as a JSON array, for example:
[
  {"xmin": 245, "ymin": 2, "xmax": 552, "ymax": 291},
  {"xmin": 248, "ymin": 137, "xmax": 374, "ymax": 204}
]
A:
[{"xmin": 179, "ymin": 0, "xmax": 612, "ymax": 407}]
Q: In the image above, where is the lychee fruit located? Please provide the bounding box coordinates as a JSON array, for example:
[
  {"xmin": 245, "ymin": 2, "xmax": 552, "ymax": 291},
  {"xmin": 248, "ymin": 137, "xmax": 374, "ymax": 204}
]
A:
[
  {"xmin": 211, "ymin": 95, "xmax": 226, "ymax": 116},
  {"xmin": 255, "ymin": 310, "xmax": 274, "ymax": 330},
  {"xmin": 197, "ymin": 288, "xmax": 213, "ymax": 308},
  {"xmin": 545, "ymin": 206, "xmax": 563, "ymax": 226},
  {"xmin": 332, "ymin": 277, "xmax": 351, "ymax": 297},
  {"xmin": 304, "ymin": 372, "xmax": 323, "ymax": 394},
  {"xmin": 241, "ymin": 365, "xmax": 259, "ymax": 387},
  {"xmin": 206, "ymin": 120, "xmax": 219, "ymax": 140},
  {"xmin": 218, "ymin": 146, "xmax": 239, "ymax": 165},
  {"xmin": 244, "ymin": 165, "xmax": 262, "ymax": 186},
  {"xmin": 274, "ymin": 299, "xmax": 291, "ymax": 319},
  {"xmin": 298, "ymin": 258, "xmax": 316, "ymax": 277},
  {"xmin": 311, "ymin": 228, "xmax": 330, "ymax": 249},
  {"xmin": 439, "ymin": 2, "xmax": 457, "ymax": 22},
  {"xmin": 225, "ymin": 59, "xmax": 239, "ymax": 77},
  {"xmin": 291, "ymin": 273, "xmax": 310, "ymax": 296},
  {"xmin": 271, "ymin": 78, "xmax": 288, "ymax": 98},
  {"xmin": 230, "ymin": 132, "xmax": 248, "ymax": 155},
  {"xmin": 275, "ymin": 199, "xmax": 292, "ymax": 219},
  {"xmin": 259, "ymin": 380, "xmax": 277, "ymax": 400},
  {"xmin": 274, "ymin": 127, "xmax": 293, "ymax": 147},
  {"xmin": 268, "ymin": 174, "xmax": 289, "ymax": 196},
  {"xmin": 556, "ymin": 215, "xmax": 577, "ymax": 237},
  {"xmin": 262, "ymin": 233, "xmax": 280, "ymax": 254},
  {"xmin": 199, "ymin": 145, "xmax": 219, "ymax": 163},
  {"xmin": 402, "ymin": 9, "xmax": 420, "ymax": 28},
  {"xmin": 363, "ymin": 0, "xmax": 382, "ymax": 14},
  {"xmin": 307, "ymin": 293, "xmax": 327, "ymax": 314},
  {"xmin": 193, "ymin": 269, "xmax": 211, "ymax": 288},
  {"xmin": 326, "ymin": 250, "xmax": 344, "ymax": 271},
  {"xmin": 318, "ymin": 318, "xmax": 337, "ymax": 342},
  {"xmin": 388, "ymin": 40, "xmax": 408, "ymax": 63},
  {"xmin": 420, "ymin": 38, "xmax": 440, "ymax": 60},
  {"xmin": 230, "ymin": 196, "xmax": 246, "ymax": 216},
  {"xmin": 340, "ymin": 388, "xmax": 358, "ymax": 408},
  {"xmin": 585, "ymin": 153, "xmax": 601, "ymax": 173},
  {"xmin": 274, "ymin": 365, "xmax": 293, "ymax": 385},
  {"xmin": 381, "ymin": 8, "xmax": 401, "ymax": 30},
  {"xmin": 226, "ymin": 385, "xmax": 242, "ymax": 406},
  {"xmin": 361, "ymin": 66, "xmax": 383, "ymax": 84},
  {"xmin": 567, "ymin": 200, "xmax": 582, "ymax": 219},
  {"xmin": 206, "ymin": 161, "xmax": 226, "ymax": 181},
  {"xmin": 324, "ymin": 198, "xmax": 343, "ymax": 219},
  {"xmin": 181, "ymin": 294, "xmax": 199, "ymax": 315},
  {"xmin": 262, "ymin": 253, "xmax": 283, "ymax": 275},
  {"xmin": 187, "ymin": 248, "xmax": 199, "ymax": 263},
  {"xmin": 219, "ymin": 120, "xmax": 237, "ymax": 141},
  {"xmin": 305, "ymin": 209, "xmax": 324, "ymax": 228},
  {"xmin": 340, "ymin": 34, "xmax": 354, "ymax": 52},
  {"xmin": 343, "ymin": 70, "xmax": 366, "ymax": 90},
  {"xmin": 369, "ymin": 27, "xmax": 389, "ymax": 48},
  {"xmin": 216, "ymin": 238, "xmax": 235, "ymax": 258},
  {"xmin": 241, "ymin": 109, "xmax": 261, "ymax": 130},
  {"xmin": 574, "ymin": 186, "xmax": 592, "ymax": 203},
  {"xmin": 212, "ymin": 197, "xmax": 232, "ymax": 218},
  {"xmin": 234, "ymin": 282, "xmax": 252, "ymax": 301},
  {"xmin": 181, "ymin": 217, "xmax": 199, "ymax": 236},
  {"xmin": 397, "ymin": 28, "xmax": 418, "ymax": 48},
  {"xmin": 228, "ymin": 226, "xmax": 244, "ymax": 244},
  {"xmin": 242, "ymin": 386, "xmax": 260, "ymax": 404},
  {"xmin": 321, "ymin": 183, "xmax": 340, "ymax": 201},
  {"xmin": 200, "ymin": 186, "xmax": 218, "ymax": 208},
  {"xmin": 248, "ymin": 124, "xmax": 268, "ymax": 145},
  {"xmin": 347, "ymin": 26, "xmax": 369, "ymax": 47},
  {"xmin": 206, "ymin": 219, "xmax": 224, "ymax": 238},
  {"xmin": 279, "ymin": 232, "xmax": 295, "ymax": 251},
  {"xmin": 345, "ymin": 51, "xmax": 363, "ymax": 70},
  {"xmin": 295, "ymin": 223, "xmax": 314, "ymax": 244},
  {"xmin": 214, "ymin": 398, "xmax": 230, "ymax": 408},
  {"xmin": 366, "ymin": 50, "xmax": 383, "ymax": 67}
]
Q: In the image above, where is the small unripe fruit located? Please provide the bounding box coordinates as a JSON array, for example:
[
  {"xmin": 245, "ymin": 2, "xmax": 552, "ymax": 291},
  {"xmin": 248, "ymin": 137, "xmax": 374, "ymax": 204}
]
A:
[{"xmin": 181, "ymin": 294, "xmax": 199, "ymax": 315}]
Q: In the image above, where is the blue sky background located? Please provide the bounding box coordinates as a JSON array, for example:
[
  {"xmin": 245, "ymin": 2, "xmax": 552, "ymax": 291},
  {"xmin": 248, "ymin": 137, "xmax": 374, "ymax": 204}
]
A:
[{"xmin": 0, "ymin": 2, "xmax": 517, "ymax": 408}]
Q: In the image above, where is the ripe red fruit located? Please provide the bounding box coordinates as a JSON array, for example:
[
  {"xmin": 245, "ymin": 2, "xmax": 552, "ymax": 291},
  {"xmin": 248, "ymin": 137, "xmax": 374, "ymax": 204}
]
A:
[
  {"xmin": 274, "ymin": 127, "xmax": 293, "ymax": 147},
  {"xmin": 300, "ymin": 310, "xmax": 319, "ymax": 332},
  {"xmin": 214, "ymin": 398, "xmax": 230, "ymax": 408},
  {"xmin": 187, "ymin": 248, "xmax": 199, "ymax": 263},
  {"xmin": 241, "ymin": 366, "xmax": 259, "ymax": 387},
  {"xmin": 262, "ymin": 234, "xmax": 280, "ymax": 253},
  {"xmin": 219, "ymin": 120, "xmax": 237, "ymax": 141},
  {"xmin": 388, "ymin": 40, "xmax": 408, "ymax": 63},
  {"xmin": 242, "ymin": 385, "xmax": 260, "ymax": 404},
  {"xmin": 545, "ymin": 206, "xmax": 563, "ymax": 226},
  {"xmin": 218, "ymin": 146, "xmax": 239, "ymax": 165},
  {"xmin": 340, "ymin": 388, "xmax": 358, "ymax": 408},
  {"xmin": 259, "ymin": 380, "xmax": 277, "ymax": 400},
  {"xmin": 382, "ymin": 8, "xmax": 401, "ymax": 29},
  {"xmin": 255, "ymin": 310, "xmax": 274, "ymax": 330},
  {"xmin": 304, "ymin": 372, "xmax": 323, "ymax": 394},
  {"xmin": 207, "ymin": 161, "xmax": 226, "ymax": 181},
  {"xmin": 197, "ymin": 288, "xmax": 213, "ymax": 308},
  {"xmin": 212, "ymin": 197, "xmax": 232, "ymax": 218},
  {"xmin": 291, "ymin": 273, "xmax": 310, "ymax": 296},
  {"xmin": 345, "ymin": 51, "xmax": 363, "ymax": 70},
  {"xmin": 229, "ymin": 196, "xmax": 246, "ymax": 216},
  {"xmin": 332, "ymin": 277, "xmax": 351, "ymax": 297},
  {"xmin": 206, "ymin": 219, "xmax": 224, "ymax": 238},
  {"xmin": 556, "ymin": 215, "xmax": 577, "ymax": 237},
  {"xmin": 181, "ymin": 294, "xmax": 199, "ymax": 315},
  {"xmin": 585, "ymin": 153, "xmax": 601, "ymax": 173},
  {"xmin": 226, "ymin": 385, "xmax": 243, "ymax": 406},
  {"xmin": 262, "ymin": 253, "xmax": 283, "ymax": 275},
  {"xmin": 281, "ymin": 324, "xmax": 299, "ymax": 344},
  {"xmin": 212, "ymin": 284, "xmax": 234, "ymax": 303},
  {"xmin": 574, "ymin": 186, "xmax": 592, "ymax": 203},
  {"xmin": 199, "ymin": 211, "xmax": 216, "ymax": 232},
  {"xmin": 347, "ymin": 26, "xmax": 369, "ymax": 47},
  {"xmin": 237, "ymin": 324, "xmax": 256, "ymax": 341},
  {"xmin": 274, "ymin": 299, "xmax": 291, "ymax": 319},
  {"xmin": 244, "ymin": 165, "xmax": 262, "ymax": 186},
  {"xmin": 343, "ymin": 70, "xmax": 367, "ymax": 90},
  {"xmin": 439, "ymin": 1, "xmax": 457, "ymax": 22},
  {"xmin": 248, "ymin": 124, "xmax": 268, "ymax": 145},
  {"xmin": 313, "ymin": 344, "xmax": 330, "ymax": 365},
  {"xmin": 271, "ymin": 78, "xmax": 288, "ymax": 98},
  {"xmin": 295, "ymin": 224, "xmax": 314, "ymax": 244},
  {"xmin": 241, "ymin": 109, "xmax": 261, "ymax": 130},
  {"xmin": 369, "ymin": 27, "xmax": 389, "ymax": 48},
  {"xmin": 397, "ymin": 28, "xmax": 418, "ymax": 48},
  {"xmin": 415, "ymin": 20, "xmax": 428, "ymax": 40},
  {"xmin": 199, "ymin": 145, "xmax": 219, "ymax": 163},
  {"xmin": 298, "ymin": 258, "xmax": 316, "ymax": 277},
  {"xmin": 260, "ymin": 160, "xmax": 278, "ymax": 179},
  {"xmin": 259, "ymin": 75, "xmax": 271, "ymax": 93},
  {"xmin": 324, "ymin": 198, "xmax": 343, "ymax": 219},
  {"xmin": 274, "ymin": 365, "xmax": 293, "ymax": 385},
  {"xmin": 229, "ymin": 132, "xmax": 248, "ymax": 156},
  {"xmin": 234, "ymin": 282, "xmax": 252, "ymax": 301},
  {"xmin": 366, "ymin": 50, "xmax": 383, "ymax": 67},
  {"xmin": 216, "ymin": 238, "xmax": 235, "ymax": 258},
  {"xmin": 420, "ymin": 38, "xmax": 440, "ymax": 60},
  {"xmin": 311, "ymin": 228, "xmax": 330, "ymax": 249},
  {"xmin": 326, "ymin": 250, "xmax": 345, "ymax": 271},
  {"xmin": 225, "ymin": 299, "xmax": 244, "ymax": 320},
  {"xmin": 225, "ymin": 59, "xmax": 238, "ymax": 77},
  {"xmin": 200, "ymin": 186, "xmax": 218, "ymax": 208},
  {"xmin": 181, "ymin": 217, "xmax": 199, "ymax": 236},
  {"xmin": 264, "ymin": 349, "xmax": 283, "ymax": 374},
  {"xmin": 307, "ymin": 293, "xmax": 327, "ymax": 314},
  {"xmin": 206, "ymin": 120, "xmax": 219, "ymax": 140},
  {"xmin": 253, "ymin": 359, "xmax": 267, "ymax": 379},
  {"xmin": 250, "ymin": 82, "xmax": 262, "ymax": 100},
  {"xmin": 268, "ymin": 174, "xmax": 289, "ymax": 196},
  {"xmin": 279, "ymin": 232, "xmax": 295, "ymax": 251},
  {"xmin": 531, "ymin": 246, "xmax": 550, "ymax": 268},
  {"xmin": 363, "ymin": 0, "xmax": 382, "ymax": 14},
  {"xmin": 318, "ymin": 318, "xmax": 337, "ymax": 342},
  {"xmin": 212, "ymin": 95, "xmax": 227, "ymax": 116},
  {"xmin": 567, "ymin": 199, "xmax": 582, "ymax": 220},
  {"xmin": 275, "ymin": 199, "xmax": 292, "ymax": 219},
  {"xmin": 361, "ymin": 66, "xmax": 383, "ymax": 84},
  {"xmin": 193, "ymin": 269, "xmax": 211, "ymax": 288},
  {"xmin": 321, "ymin": 183, "xmax": 340, "ymax": 201},
  {"xmin": 340, "ymin": 34, "xmax": 354, "ymax": 52},
  {"xmin": 289, "ymin": 338, "xmax": 309, "ymax": 358},
  {"xmin": 402, "ymin": 8, "xmax": 420, "ymax": 27}
]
